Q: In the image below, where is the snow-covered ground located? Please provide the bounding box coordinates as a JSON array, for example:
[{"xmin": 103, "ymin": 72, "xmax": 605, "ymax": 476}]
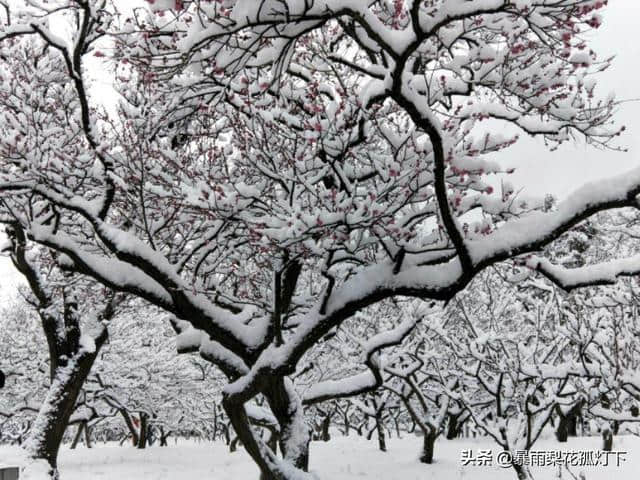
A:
[{"xmin": 1, "ymin": 434, "xmax": 638, "ymax": 480}]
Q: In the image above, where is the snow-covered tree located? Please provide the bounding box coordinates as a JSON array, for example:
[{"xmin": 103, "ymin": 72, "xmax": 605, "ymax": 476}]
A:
[
  {"xmin": 0, "ymin": 224, "xmax": 121, "ymax": 478},
  {"xmin": 383, "ymin": 323, "xmax": 462, "ymax": 464},
  {"xmin": 0, "ymin": 298, "xmax": 47, "ymax": 444},
  {"xmin": 86, "ymin": 305, "xmax": 224, "ymax": 448},
  {"xmin": 439, "ymin": 269, "xmax": 587, "ymax": 480},
  {"xmin": 2, "ymin": 1, "xmax": 640, "ymax": 479},
  {"xmin": 553, "ymin": 278, "xmax": 640, "ymax": 449}
]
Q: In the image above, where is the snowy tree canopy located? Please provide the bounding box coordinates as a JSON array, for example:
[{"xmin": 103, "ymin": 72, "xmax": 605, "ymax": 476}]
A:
[{"xmin": 1, "ymin": 1, "xmax": 640, "ymax": 479}]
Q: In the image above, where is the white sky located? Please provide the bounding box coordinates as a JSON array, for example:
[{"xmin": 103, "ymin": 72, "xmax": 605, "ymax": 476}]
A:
[
  {"xmin": 1, "ymin": 2, "xmax": 639, "ymax": 299},
  {"xmin": 507, "ymin": 2, "xmax": 640, "ymax": 195}
]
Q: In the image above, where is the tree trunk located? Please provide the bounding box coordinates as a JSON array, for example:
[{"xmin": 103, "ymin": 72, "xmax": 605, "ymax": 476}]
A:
[
  {"xmin": 119, "ymin": 409, "xmax": 140, "ymax": 447},
  {"xmin": 566, "ymin": 414, "xmax": 578, "ymax": 437},
  {"xmin": 8, "ymin": 226, "xmax": 109, "ymax": 477},
  {"xmin": 83, "ymin": 422, "xmax": 92, "ymax": 449},
  {"xmin": 446, "ymin": 413, "xmax": 461, "ymax": 440},
  {"xmin": 393, "ymin": 415, "xmax": 401, "ymax": 438},
  {"xmin": 223, "ymin": 400, "xmax": 284, "ymax": 480},
  {"xmin": 70, "ymin": 422, "xmax": 84, "ymax": 450},
  {"xmin": 265, "ymin": 378, "xmax": 311, "ymax": 472},
  {"xmin": 366, "ymin": 426, "xmax": 374, "ymax": 441},
  {"xmin": 223, "ymin": 376, "xmax": 311, "ymax": 480},
  {"xmin": 343, "ymin": 411, "xmax": 350, "ymax": 436},
  {"xmin": 320, "ymin": 414, "xmax": 331, "ymax": 442},
  {"xmin": 556, "ymin": 415, "xmax": 569, "ymax": 443},
  {"xmin": 137, "ymin": 413, "xmax": 148, "ymax": 449},
  {"xmin": 602, "ymin": 427, "xmax": 613, "ymax": 451},
  {"xmin": 266, "ymin": 428, "xmax": 279, "ymax": 455},
  {"xmin": 256, "ymin": 427, "xmax": 281, "ymax": 480},
  {"xmin": 408, "ymin": 420, "xmax": 417, "ymax": 434},
  {"xmin": 159, "ymin": 427, "xmax": 171, "ymax": 447},
  {"xmin": 556, "ymin": 402, "xmax": 581, "ymax": 442},
  {"xmin": 375, "ymin": 412, "xmax": 386, "ymax": 452},
  {"xmin": 512, "ymin": 462, "xmax": 534, "ymax": 480},
  {"xmin": 612, "ymin": 421, "xmax": 620, "ymax": 435},
  {"xmin": 229, "ymin": 436, "xmax": 241, "ymax": 453},
  {"xmin": 419, "ymin": 431, "xmax": 437, "ymax": 464},
  {"xmin": 147, "ymin": 430, "xmax": 156, "ymax": 447},
  {"xmin": 23, "ymin": 341, "xmax": 104, "ymax": 478}
]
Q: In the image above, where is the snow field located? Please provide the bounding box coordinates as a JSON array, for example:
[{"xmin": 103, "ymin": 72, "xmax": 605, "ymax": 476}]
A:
[{"xmin": 2, "ymin": 433, "xmax": 638, "ymax": 479}]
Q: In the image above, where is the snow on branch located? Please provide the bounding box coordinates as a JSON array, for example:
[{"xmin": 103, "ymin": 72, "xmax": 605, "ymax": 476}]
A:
[
  {"xmin": 173, "ymin": 319, "xmax": 250, "ymax": 378},
  {"xmin": 529, "ymin": 255, "xmax": 640, "ymax": 291},
  {"xmin": 302, "ymin": 314, "xmax": 421, "ymax": 405},
  {"xmin": 469, "ymin": 166, "xmax": 640, "ymax": 267}
]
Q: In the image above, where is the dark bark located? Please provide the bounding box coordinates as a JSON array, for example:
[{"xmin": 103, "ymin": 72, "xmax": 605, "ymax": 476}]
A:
[
  {"xmin": 259, "ymin": 428, "xmax": 280, "ymax": 480},
  {"xmin": 555, "ymin": 402, "xmax": 582, "ymax": 442},
  {"xmin": 446, "ymin": 412, "xmax": 464, "ymax": 440},
  {"xmin": 7, "ymin": 224, "xmax": 120, "ymax": 477},
  {"xmin": 419, "ymin": 431, "xmax": 437, "ymax": 464},
  {"xmin": 70, "ymin": 422, "xmax": 85, "ymax": 450},
  {"xmin": 223, "ymin": 376, "xmax": 311, "ymax": 480},
  {"xmin": 83, "ymin": 422, "xmax": 92, "ymax": 449},
  {"xmin": 567, "ymin": 415, "xmax": 578, "ymax": 437},
  {"xmin": 408, "ymin": 420, "xmax": 417, "ymax": 434},
  {"xmin": 556, "ymin": 415, "xmax": 569, "ymax": 443},
  {"xmin": 223, "ymin": 399, "xmax": 280, "ymax": 479},
  {"xmin": 320, "ymin": 414, "xmax": 331, "ymax": 442},
  {"xmin": 229, "ymin": 436, "xmax": 241, "ymax": 453},
  {"xmin": 266, "ymin": 429, "xmax": 279, "ymax": 455},
  {"xmin": 375, "ymin": 412, "xmax": 386, "ymax": 452},
  {"xmin": 512, "ymin": 462, "xmax": 533, "ymax": 480},
  {"xmin": 213, "ymin": 405, "xmax": 219, "ymax": 441},
  {"xmin": 147, "ymin": 428, "xmax": 156, "ymax": 447},
  {"xmin": 341, "ymin": 407, "xmax": 351, "ymax": 436},
  {"xmin": 392, "ymin": 413, "xmax": 401, "ymax": 438},
  {"xmin": 264, "ymin": 378, "xmax": 311, "ymax": 472},
  {"xmin": 602, "ymin": 427, "xmax": 613, "ymax": 451},
  {"xmin": 159, "ymin": 427, "xmax": 171, "ymax": 447},
  {"xmin": 137, "ymin": 413, "xmax": 148, "ymax": 449},
  {"xmin": 119, "ymin": 409, "xmax": 140, "ymax": 446},
  {"xmin": 25, "ymin": 332, "xmax": 106, "ymax": 474},
  {"xmin": 366, "ymin": 426, "xmax": 374, "ymax": 441}
]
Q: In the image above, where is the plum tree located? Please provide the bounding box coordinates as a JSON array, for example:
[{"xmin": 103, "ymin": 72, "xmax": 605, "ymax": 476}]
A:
[{"xmin": 2, "ymin": 1, "xmax": 639, "ymax": 479}]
